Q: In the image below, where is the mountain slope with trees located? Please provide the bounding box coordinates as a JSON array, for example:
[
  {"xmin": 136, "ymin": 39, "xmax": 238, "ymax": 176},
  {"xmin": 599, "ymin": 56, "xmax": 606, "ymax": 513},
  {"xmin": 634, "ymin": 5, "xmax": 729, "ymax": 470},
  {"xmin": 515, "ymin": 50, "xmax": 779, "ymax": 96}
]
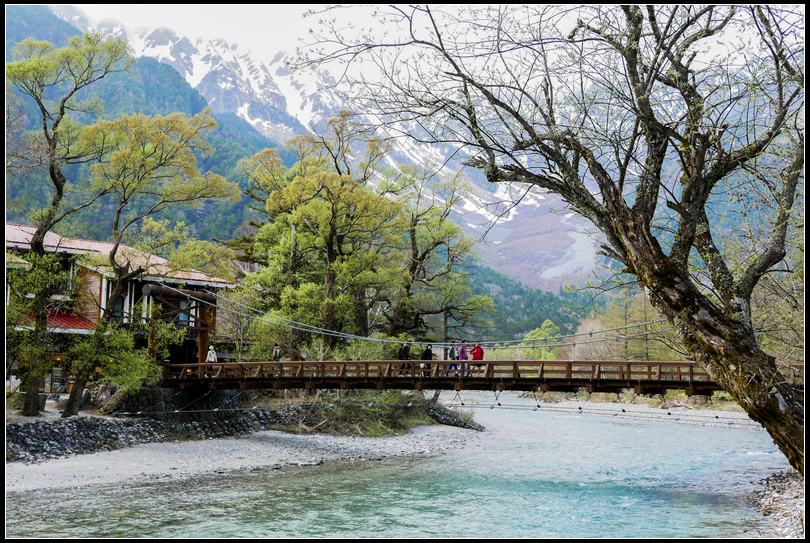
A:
[{"xmin": 5, "ymin": 4, "xmax": 293, "ymax": 242}]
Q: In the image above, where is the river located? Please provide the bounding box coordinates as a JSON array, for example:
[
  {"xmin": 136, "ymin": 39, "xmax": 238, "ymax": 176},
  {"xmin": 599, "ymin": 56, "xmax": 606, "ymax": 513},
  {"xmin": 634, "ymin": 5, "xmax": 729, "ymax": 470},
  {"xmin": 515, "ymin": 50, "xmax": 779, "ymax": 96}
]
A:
[{"xmin": 5, "ymin": 398, "xmax": 787, "ymax": 538}]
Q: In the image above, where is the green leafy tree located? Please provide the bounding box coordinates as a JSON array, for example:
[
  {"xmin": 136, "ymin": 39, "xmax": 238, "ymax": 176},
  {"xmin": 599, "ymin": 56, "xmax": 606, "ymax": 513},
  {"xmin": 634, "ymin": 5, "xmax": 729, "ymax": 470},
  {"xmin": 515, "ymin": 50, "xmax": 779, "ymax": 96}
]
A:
[
  {"xmin": 78, "ymin": 109, "xmax": 239, "ymax": 313},
  {"xmin": 239, "ymin": 115, "xmax": 402, "ymax": 350},
  {"xmin": 6, "ymin": 33, "xmax": 134, "ymax": 247},
  {"xmin": 6, "ymin": 32, "xmax": 134, "ymax": 415},
  {"xmin": 64, "ymin": 305, "xmax": 186, "ymax": 396},
  {"xmin": 270, "ymin": 163, "xmax": 401, "ymax": 346},
  {"xmin": 59, "ymin": 110, "xmax": 240, "ymax": 417},
  {"xmin": 521, "ymin": 320, "xmax": 562, "ymax": 361},
  {"xmin": 5, "ymin": 252, "xmax": 74, "ymax": 408},
  {"xmin": 380, "ymin": 166, "xmax": 493, "ymax": 340},
  {"xmin": 492, "ymin": 319, "xmax": 562, "ymax": 361}
]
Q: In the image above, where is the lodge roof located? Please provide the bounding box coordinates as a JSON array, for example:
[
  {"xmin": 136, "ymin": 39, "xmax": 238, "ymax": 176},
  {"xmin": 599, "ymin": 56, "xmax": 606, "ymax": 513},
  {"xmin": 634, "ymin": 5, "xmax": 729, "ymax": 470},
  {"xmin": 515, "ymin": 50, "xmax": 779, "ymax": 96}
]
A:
[{"xmin": 5, "ymin": 223, "xmax": 234, "ymax": 289}]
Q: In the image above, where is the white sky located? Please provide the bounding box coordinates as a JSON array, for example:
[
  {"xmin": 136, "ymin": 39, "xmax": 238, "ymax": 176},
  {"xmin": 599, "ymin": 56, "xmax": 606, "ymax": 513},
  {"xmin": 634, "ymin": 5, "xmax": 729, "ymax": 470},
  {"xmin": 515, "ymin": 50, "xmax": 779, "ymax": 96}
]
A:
[{"xmin": 71, "ymin": 4, "xmax": 319, "ymax": 57}]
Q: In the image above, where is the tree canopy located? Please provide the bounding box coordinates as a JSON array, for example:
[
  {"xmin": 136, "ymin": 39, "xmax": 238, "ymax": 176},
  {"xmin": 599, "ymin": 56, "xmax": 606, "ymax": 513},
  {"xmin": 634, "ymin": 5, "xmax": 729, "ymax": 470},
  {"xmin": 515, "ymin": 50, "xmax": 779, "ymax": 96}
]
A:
[
  {"xmin": 227, "ymin": 112, "xmax": 498, "ymax": 356},
  {"xmin": 6, "ymin": 33, "xmax": 240, "ymax": 416}
]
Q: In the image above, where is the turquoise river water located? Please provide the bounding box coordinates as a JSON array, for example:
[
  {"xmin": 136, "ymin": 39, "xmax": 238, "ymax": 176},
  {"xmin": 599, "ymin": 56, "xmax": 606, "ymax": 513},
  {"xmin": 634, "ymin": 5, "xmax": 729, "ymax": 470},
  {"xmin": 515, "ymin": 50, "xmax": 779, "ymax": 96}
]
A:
[{"xmin": 5, "ymin": 402, "xmax": 788, "ymax": 538}]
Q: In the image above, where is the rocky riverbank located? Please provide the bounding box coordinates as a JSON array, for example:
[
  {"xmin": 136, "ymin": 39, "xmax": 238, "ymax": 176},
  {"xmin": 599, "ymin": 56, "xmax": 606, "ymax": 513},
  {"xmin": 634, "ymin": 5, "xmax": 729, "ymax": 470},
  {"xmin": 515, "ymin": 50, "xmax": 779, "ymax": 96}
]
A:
[
  {"xmin": 748, "ymin": 470, "xmax": 805, "ymax": 538},
  {"xmin": 5, "ymin": 414, "xmax": 474, "ymax": 494},
  {"xmin": 5, "ymin": 400, "xmax": 480, "ymax": 465}
]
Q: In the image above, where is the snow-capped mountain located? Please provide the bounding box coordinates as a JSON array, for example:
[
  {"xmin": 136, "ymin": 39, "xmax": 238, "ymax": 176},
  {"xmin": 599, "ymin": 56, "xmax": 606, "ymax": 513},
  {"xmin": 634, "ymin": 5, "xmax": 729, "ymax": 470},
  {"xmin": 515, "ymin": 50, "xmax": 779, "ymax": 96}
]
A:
[{"xmin": 48, "ymin": 5, "xmax": 601, "ymax": 291}]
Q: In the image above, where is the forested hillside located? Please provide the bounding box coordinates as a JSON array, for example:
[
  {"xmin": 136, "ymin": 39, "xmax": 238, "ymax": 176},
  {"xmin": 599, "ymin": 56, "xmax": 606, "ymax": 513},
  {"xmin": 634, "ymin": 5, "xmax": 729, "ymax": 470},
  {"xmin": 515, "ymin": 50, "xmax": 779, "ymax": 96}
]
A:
[
  {"xmin": 5, "ymin": 4, "xmax": 294, "ymax": 241},
  {"xmin": 470, "ymin": 266, "xmax": 595, "ymax": 340}
]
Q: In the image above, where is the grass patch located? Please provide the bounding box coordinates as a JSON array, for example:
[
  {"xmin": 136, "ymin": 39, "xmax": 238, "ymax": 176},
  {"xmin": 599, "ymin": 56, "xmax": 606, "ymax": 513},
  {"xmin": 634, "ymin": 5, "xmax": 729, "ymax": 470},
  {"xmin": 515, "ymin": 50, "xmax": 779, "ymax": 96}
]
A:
[{"xmin": 244, "ymin": 389, "xmax": 437, "ymax": 437}]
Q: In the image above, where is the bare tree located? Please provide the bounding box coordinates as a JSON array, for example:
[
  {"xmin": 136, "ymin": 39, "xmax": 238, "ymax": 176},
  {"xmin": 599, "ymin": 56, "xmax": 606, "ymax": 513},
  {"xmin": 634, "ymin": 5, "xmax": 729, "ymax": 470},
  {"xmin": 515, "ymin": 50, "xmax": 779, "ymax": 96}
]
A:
[{"xmin": 302, "ymin": 6, "xmax": 804, "ymax": 472}]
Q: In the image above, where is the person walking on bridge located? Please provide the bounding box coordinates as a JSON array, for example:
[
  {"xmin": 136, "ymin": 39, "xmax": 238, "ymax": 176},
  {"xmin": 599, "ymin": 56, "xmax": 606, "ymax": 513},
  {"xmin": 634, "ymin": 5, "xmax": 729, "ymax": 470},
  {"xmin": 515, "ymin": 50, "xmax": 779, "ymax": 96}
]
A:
[
  {"xmin": 420, "ymin": 344, "xmax": 434, "ymax": 377},
  {"xmin": 398, "ymin": 342, "xmax": 412, "ymax": 376},
  {"xmin": 459, "ymin": 340, "xmax": 469, "ymax": 376},
  {"xmin": 273, "ymin": 343, "xmax": 282, "ymax": 377},
  {"xmin": 205, "ymin": 345, "xmax": 217, "ymax": 378},
  {"xmin": 446, "ymin": 342, "xmax": 459, "ymax": 376},
  {"xmin": 470, "ymin": 343, "xmax": 484, "ymax": 375}
]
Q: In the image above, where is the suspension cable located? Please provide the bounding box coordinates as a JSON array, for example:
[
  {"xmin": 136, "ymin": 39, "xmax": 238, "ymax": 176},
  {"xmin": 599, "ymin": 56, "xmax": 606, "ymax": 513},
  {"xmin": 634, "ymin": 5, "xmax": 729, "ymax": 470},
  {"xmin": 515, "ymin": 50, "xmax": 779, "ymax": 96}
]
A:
[{"xmin": 154, "ymin": 280, "xmax": 674, "ymax": 350}]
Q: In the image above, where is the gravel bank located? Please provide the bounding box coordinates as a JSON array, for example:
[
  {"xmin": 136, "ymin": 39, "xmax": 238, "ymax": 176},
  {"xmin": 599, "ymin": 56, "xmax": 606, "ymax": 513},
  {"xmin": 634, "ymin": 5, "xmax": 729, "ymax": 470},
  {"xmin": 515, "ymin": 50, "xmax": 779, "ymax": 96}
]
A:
[
  {"xmin": 5, "ymin": 423, "xmax": 472, "ymax": 493},
  {"xmin": 5, "ymin": 396, "xmax": 475, "ymax": 493},
  {"xmin": 748, "ymin": 470, "xmax": 805, "ymax": 538}
]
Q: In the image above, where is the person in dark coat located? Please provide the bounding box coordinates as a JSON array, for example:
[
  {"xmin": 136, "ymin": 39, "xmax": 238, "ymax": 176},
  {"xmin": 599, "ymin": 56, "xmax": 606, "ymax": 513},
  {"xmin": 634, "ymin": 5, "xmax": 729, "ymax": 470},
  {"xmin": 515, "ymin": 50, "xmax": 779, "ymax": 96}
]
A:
[
  {"xmin": 420, "ymin": 344, "xmax": 434, "ymax": 376},
  {"xmin": 398, "ymin": 342, "xmax": 412, "ymax": 375},
  {"xmin": 446, "ymin": 342, "xmax": 459, "ymax": 376}
]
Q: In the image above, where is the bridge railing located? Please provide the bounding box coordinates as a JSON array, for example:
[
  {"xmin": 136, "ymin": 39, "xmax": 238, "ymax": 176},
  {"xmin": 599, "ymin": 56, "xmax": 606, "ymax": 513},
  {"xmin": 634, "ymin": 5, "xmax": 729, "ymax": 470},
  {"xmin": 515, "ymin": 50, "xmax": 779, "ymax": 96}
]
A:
[
  {"xmin": 165, "ymin": 360, "xmax": 721, "ymax": 382},
  {"xmin": 163, "ymin": 360, "xmax": 803, "ymax": 388}
]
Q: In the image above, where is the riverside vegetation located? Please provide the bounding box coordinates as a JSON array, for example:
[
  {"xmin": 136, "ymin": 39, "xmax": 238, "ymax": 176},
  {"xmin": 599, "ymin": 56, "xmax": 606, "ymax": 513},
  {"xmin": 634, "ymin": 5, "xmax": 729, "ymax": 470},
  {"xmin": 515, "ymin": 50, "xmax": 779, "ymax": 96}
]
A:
[{"xmin": 237, "ymin": 389, "xmax": 481, "ymax": 437}]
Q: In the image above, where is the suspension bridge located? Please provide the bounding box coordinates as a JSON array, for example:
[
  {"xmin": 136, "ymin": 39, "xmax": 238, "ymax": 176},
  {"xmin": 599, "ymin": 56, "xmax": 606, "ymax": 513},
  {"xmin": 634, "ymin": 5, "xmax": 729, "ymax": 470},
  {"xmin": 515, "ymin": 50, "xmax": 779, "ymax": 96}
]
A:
[
  {"xmin": 148, "ymin": 282, "xmax": 803, "ymax": 399},
  {"xmin": 161, "ymin": 359, "xmax": 804, "ymax": 397}
]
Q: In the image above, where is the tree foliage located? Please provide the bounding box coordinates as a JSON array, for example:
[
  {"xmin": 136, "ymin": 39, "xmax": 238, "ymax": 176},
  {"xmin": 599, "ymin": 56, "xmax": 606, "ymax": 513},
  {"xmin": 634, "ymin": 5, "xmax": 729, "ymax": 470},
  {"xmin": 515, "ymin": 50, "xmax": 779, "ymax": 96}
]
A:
[
  {"xmin": 6, "ymin": 32, "xmax": 134, "ymax": 244},
  {"xmin": 6, "ymin": 6, "xmax": 291, "ymax": 244},
  {"xmin": 379, "ymin": 165, "xmax": 492, "ymax": 338},
  {"xmin": 6, "ymin": 32, "xmax": 134, "ymax": 415},
  {"xmin": 5, "ymin": 252, "xmax": 74, "ymax": 396},
  {"xmin": 512, "ymin": 319, "xmax": 562, "ymax": 362},
  {"xmin": 230, "ymin": 113, "xmax": 496, "ymax": 356},
  {"xmin": 6, "ymin": 33, "xmax": 241, "ymax": 416},
  {"xmin": 78, "ymin": 109, "xmax": 239, "ymax": 307}
]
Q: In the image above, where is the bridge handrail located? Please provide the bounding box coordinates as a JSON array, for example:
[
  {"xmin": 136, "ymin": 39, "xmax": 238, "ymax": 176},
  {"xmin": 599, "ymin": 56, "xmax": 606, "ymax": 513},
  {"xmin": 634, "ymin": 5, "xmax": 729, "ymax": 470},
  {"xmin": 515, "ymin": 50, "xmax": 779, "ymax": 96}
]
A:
[{"xmin": 162, "ymin": 360, "xmax": 804, "ymax": 385}]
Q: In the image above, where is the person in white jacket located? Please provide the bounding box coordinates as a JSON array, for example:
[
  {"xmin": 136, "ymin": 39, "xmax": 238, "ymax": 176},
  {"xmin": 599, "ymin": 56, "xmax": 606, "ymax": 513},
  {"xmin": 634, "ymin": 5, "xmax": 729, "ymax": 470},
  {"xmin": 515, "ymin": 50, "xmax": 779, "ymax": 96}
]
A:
[{"xmin": 205, "ymin": 346, "xmax": 217, "ymax": 377}]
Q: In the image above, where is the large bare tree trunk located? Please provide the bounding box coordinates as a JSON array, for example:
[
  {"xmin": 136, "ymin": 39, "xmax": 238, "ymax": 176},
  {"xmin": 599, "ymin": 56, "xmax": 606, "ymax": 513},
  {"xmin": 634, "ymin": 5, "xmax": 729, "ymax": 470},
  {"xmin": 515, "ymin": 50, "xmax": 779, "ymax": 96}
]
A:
[
  {"xmin": 645, "ymin": 269, "xmax": 804, "ymax": 472},
  {"xmin": 621, "ymin": 216, "xmax": 804, "ymax": 474}
]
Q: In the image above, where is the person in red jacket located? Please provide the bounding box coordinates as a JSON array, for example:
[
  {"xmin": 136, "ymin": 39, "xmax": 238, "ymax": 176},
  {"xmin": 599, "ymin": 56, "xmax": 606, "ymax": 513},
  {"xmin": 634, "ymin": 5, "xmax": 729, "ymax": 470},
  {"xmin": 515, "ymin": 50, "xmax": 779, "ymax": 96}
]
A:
[{"xmin": 470, "ymin": 343, "xmax": 484, "ymax": 374}]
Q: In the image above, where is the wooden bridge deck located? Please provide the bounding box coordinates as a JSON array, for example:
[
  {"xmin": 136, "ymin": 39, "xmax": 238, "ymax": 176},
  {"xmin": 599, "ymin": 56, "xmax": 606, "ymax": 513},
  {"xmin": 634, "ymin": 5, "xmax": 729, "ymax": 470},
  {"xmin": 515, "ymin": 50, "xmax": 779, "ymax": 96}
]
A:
[{"xmin": 162, "ymin": 360, "xmax": 805, "ymax": 396}]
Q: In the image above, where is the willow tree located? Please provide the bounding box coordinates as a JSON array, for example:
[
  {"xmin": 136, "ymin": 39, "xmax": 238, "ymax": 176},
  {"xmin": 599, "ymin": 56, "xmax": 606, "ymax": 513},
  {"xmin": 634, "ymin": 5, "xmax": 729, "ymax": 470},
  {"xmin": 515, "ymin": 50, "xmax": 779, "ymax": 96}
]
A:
[
  {"xmin": 239, "ymin": 115, "xmax": 402, "ymax": 349},
  {"xmin": 380, "ymin": 165, "xmax": 492, "ymax": 339},
  {"xmin": 304, "ymin": 6, "xmax": 804, "ymax": 472},
  {"xmin": 78, "ymin": 109, "xmax": 239, "ymax": 317}
]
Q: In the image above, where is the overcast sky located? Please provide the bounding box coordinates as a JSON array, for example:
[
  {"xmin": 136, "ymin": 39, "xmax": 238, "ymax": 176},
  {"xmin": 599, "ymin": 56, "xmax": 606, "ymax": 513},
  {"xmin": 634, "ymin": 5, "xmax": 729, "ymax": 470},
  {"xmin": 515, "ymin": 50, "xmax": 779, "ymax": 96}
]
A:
[{"xmin": 72, "ymin": 4, "xmax": 318, "ymax": 56}]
